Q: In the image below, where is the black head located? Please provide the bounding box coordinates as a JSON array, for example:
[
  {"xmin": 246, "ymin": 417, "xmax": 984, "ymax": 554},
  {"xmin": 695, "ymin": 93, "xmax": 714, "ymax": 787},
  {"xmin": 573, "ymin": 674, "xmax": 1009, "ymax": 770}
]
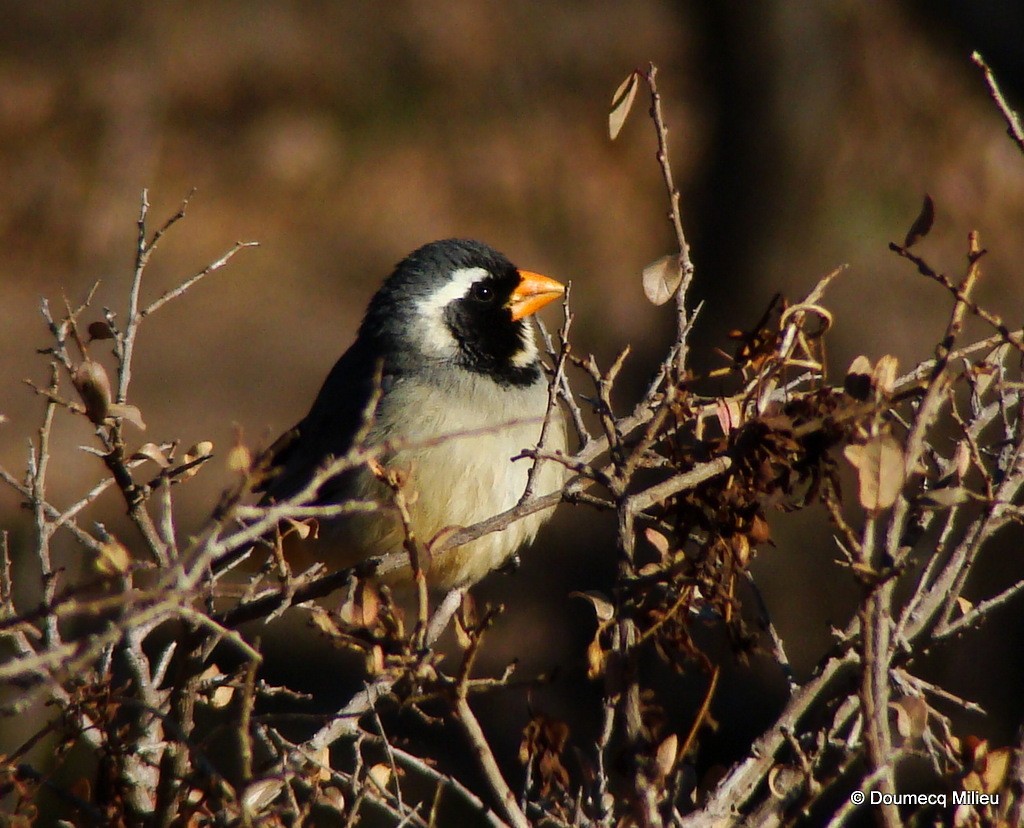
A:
[{"xmin": 359, "ymin": 239, "xmax": 562, "ymax": 387}]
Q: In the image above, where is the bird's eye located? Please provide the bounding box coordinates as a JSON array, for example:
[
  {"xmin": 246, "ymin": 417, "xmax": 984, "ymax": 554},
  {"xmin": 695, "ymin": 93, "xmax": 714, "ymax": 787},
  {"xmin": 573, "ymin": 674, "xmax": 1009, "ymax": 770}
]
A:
[{"xmin": 470, "ymin": 282, "xmax": 494, "ymax": 303}]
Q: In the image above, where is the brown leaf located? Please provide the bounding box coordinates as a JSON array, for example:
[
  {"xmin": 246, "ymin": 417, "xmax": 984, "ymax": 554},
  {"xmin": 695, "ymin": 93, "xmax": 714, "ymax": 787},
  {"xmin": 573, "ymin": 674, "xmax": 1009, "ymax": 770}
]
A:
[
  {"xmin": 182, "ymin": 440, "xmax": 215, "ymax": 478},
  {"xmin": 871, "ymin": 354, "xmax": 899, "ymax": 397},
  {"xmin": 72, "ymin": 359, "xmax": 112, "ymax": 424},
  {"xmin": 644, "ymin": 527, "xmax": 671, "ymax": 558},
  {"xmin": 570, "ymin": 590, "xmax": 614, "ymax": 623},
  {"xmin": 132, "ymin": 442, "xmax": 170, "ymax": 468},
  {"xmin": 655, "ymin": 734, "xmax": 678, "ymax": 780},
  {"xmin": 844, "ymin": 434, "xmax": 905, "ymax": 511},
  {"xmin": 314, "ymin": 746, "xmax": 332, "ymax": 783},
  {"xmin": 227, "ymin": 442, "xmax": 251, "ymax": 474},
  {"xmin": 642, "ymin": 254, "xmax": 683, "ymax": 306},
  {"xmin": 107, "ymin": 403, "xmax": 146, "ymax": 431},
  {"xmin": 844, "ymin": 355, "xmax": 873, "ymax": 400},
  {"xmin": 609, "ymin": 71, "xmax": 640, "ymax": 140},
  {"xmin": 586, "ymin": 636, "xmax": 606, "ymax": 679},
  {"xmin": 87, "ymin": 320, "xmax": 116, "ymax": 341},
  {"xmin": 903, "ymin": 193, "xmax": 935, "ymax": 248},
  {"xmin": 890, "ymin": 696, "xmax": 927, "ymax": 744},
  {"xmin": 368, "ymin": 763, "xmax": 391, "ymax": 792},
  {"xmin": 918, "ymin": 486, "xmax": 973, "ymax": 509},
  {"xmin": 715, "ymin": 397, "xmax": 742, "ymax": 434}
]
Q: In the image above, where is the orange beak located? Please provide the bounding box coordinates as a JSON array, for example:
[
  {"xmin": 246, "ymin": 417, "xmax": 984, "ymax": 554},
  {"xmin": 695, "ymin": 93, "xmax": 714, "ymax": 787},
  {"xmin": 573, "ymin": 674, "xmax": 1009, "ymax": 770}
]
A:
[{"xmin": 508, "ymin": 270, "xmax": 565, "ymax": 321}]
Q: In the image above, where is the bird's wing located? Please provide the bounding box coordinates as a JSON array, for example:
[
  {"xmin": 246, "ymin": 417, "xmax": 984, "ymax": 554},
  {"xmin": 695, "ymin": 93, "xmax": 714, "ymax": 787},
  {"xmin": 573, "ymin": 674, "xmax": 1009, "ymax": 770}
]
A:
[{"xmin": 257, "ymin": 339, "xmax": 382, "ymax": 506}]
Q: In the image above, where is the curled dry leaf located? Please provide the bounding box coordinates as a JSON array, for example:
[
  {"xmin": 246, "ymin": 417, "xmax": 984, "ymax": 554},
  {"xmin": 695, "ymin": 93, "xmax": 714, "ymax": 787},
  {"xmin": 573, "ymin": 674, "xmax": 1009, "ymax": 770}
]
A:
[
  {"xmin": 570, "ymin": 590, "xmax": 615, "ymax": 623},
  {"xmin": 903, "ymin": 193, "xmax": 935, "ymax": 248},
  {"xmin": 716, "ymin": 397, "xmax": 742, "ymax": 434},
  {"xmin": 181, "ymin": 440, "xmax": 214, "ymax": 479},
  {"xmin": 767, "ymin": 765, "xmax": 804, "ymax": 800},
  {"xmin": 843, "ymin": 434, "xmax": 905, "ymax": 512},
  {"xmin": 609, "ymin": 70, "xmax": 640, "ymax": 140},
  {"xmin": 72, "ymin": 359, "xmax": 112, "ymax": 424},
  {"xmin": 132, "ymin": 442, "xmax": 170, "ymax": 468},
  {"xmin": 283, "ymin": 517, "xmax": 314, "ymax": 540},
  {"xmin": 107, "ymin": 403, "xmax": 146, "ymax": 431},
  {"xmin": 642, "ymin": 254, "xmax": 684, "ymax": 306},
  {"xmin": 918, "ymin": 486, "xmax": 973, "ymax": 509}
]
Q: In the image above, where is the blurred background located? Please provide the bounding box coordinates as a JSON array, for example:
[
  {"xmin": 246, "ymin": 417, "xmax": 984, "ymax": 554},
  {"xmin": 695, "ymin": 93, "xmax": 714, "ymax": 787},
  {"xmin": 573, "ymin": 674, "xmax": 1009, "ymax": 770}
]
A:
[{"xmin": 2, "ymin": 0, "xmax": 1023, "ymax": 807}]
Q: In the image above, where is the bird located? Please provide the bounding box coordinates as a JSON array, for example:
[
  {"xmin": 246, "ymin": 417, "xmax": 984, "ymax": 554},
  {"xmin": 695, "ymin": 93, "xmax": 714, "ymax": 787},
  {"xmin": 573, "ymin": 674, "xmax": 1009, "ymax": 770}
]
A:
[{"xmin": 257, "ymin": 239, "xmax": 567, "ymax": 590}]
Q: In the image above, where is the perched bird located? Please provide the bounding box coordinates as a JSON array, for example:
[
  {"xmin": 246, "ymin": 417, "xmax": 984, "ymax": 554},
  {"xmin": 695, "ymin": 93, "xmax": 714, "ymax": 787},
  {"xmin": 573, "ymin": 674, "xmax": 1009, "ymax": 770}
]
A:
[{"xmin": 258, "ymin": 239, "xmax": 567, "ymax": 589}]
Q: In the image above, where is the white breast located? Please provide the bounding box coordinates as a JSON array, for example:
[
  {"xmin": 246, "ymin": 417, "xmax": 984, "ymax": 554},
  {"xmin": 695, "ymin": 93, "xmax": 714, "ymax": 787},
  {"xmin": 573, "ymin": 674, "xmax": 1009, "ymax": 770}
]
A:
[{"xmin": 340, "ymin": 370, "xmax": 566, "ymax": 588}]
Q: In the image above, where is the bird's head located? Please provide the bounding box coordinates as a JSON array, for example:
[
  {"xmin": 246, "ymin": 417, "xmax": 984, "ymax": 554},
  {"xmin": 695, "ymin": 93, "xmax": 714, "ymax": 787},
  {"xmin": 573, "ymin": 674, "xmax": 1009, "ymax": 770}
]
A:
[{"xmin": 360, "ymin": 239, "xmax": 564, "ymax": 387}]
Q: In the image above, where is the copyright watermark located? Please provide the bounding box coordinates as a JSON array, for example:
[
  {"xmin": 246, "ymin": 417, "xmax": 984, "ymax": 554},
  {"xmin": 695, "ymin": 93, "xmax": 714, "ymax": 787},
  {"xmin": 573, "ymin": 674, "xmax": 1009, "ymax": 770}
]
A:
[{"xmin": 851, "ymin": 790, "xmax": 1000, "ymax": 808}]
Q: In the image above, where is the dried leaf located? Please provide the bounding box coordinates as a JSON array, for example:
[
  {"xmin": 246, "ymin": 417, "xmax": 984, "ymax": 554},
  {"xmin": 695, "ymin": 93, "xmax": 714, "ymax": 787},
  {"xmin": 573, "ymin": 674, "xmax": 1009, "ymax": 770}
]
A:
[
  {"xmin": 955, "ymin": 596, "xmax": 973, "ymax": 616},
  {"xmin": 953, "ymin": 440, "xmax": 972, "ymax": 480},
  {"xmin": 644, "ymin": 527, "xmax": 671, "ymax": 558},
  {"xmin": 731, "ymin": 534, "xmax": 751, "ymax": 567},
  {"xmin": 716, "ymin": 398, "xmax": 742, "ymax": 434},
  {"xmin": 227, "ymin": 442, "xmax": 251, "ymax": 474},
  {"xmin": 72, "ymin": 359, "xmax": 112, "ymax": 424},
  {"xmin": 570, "ymin": 590, "xmax": 615, "ymax": 623},
  {"xmin": 918, "ymin": 486, "xmax": 973, "ymax": 509},
  {"xmin": 748, "ymin": 513, "xmax": 771, "ymax": 545},
  {"xmin": 184, "ymin": 440, "xmax": 214, "ymax": 462},
  {"xmin": 283, "ymin": 517, "xmax": 314, "ymax": 540},
  {"xmin": 642, "ymin": 254, "xmax": 683, "ymax": 305},
  {"xmin": 212, "ymin": 685, "xmax": 235, "ymax": 708},
  {"xmin": 107, "ymin": 403, "xmax": 146, "ymax": 431},
  {"xmin": 871, "ymin": 354, "xmax": 898, "ymax": 397},
  {"xmin": 132, "ymin": 442, "xmax": 170, "ymax": 468},
  {"xmin": 844, "ymin": 434, "xmax": 905, "ymax": 511},
  {"xmin": 315, "ymin": 746, "xmax": 332, "ymax": 783},
  {"xmin": 903, "ymin": 193, "xmax": 935, "ymax": 248},
  {"xmin": 96, "ymin": 538, "xmax": 131, "ymax": 575},
  {"xmin": 310, "ymin": 606, "xmax": 343, "ymax": 637},
  {"xmin": 243, "ymin": 778, "xmax": 284, "ymax": 810},
  {"xmin": 767, "ymin": 765, "xmax": 802, "ymax": 800},
  {"xmin": 368, "ymin": 763, "xmax": 391, "ymax": 792},
  {"xmin": 979, "ymin": 747, "xmax": 1012, "ymax": 793},
  {"xmin": 180, "ymin": 440, "xmax": 214, "ymax": 479},
  {"xmin": 367, "ymin": 644, "xmax": 384, "ymax": 675},
  {"xmin": 890, "ymin": 696, "xmax": 927, "ymax": 744},
  {"xmin": 655, "ymin": 734, "xmax": 678, "ymax": 779},
  {"xmin": 844, "ymin": 355, "xmax": 873, "ymax": 400},
  {"xmin": 609, "ymin": 71, "xmax": 640, "ymax": 140},
  {"xmin": 975, "ymin": 343, "xmax": 1009, "ymax": 398},
  {"xmin": 586, "ymin": 636, "xmax": 605, "ymax": 679},
  {"xmin": 87, "ymin": 320, "xmax": 116, "ymax": 341}
]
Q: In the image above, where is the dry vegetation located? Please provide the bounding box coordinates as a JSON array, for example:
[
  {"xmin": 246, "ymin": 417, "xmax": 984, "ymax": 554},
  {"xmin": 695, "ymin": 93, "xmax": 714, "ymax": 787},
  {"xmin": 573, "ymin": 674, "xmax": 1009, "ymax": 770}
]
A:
[{"xmin": 3, "ymin": 57, "xmax": 1024, "ymax": 828}]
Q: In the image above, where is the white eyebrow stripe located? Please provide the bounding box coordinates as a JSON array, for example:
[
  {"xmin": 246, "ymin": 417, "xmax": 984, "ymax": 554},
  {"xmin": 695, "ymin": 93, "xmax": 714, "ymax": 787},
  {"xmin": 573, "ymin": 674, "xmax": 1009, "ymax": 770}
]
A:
[{"xmin": 415, "ymin": 266, "xmax": 489, "ymax": 358}]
